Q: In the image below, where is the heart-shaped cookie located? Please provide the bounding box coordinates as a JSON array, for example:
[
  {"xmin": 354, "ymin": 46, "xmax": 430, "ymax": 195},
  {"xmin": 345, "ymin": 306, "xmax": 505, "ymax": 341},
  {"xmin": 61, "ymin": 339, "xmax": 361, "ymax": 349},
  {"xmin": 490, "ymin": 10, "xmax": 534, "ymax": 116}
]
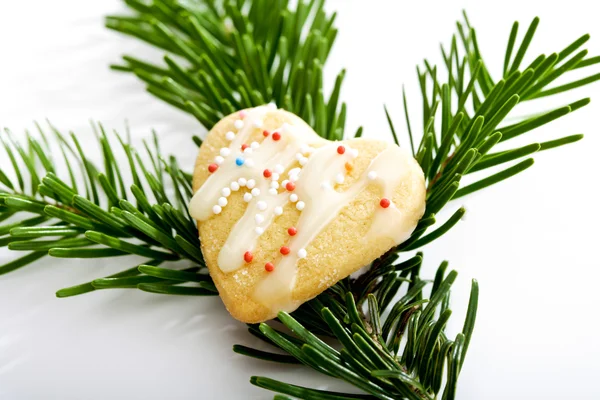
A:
[{"xmin": 189, "ymin": 105, "xmax": 426, "ymax": 323}]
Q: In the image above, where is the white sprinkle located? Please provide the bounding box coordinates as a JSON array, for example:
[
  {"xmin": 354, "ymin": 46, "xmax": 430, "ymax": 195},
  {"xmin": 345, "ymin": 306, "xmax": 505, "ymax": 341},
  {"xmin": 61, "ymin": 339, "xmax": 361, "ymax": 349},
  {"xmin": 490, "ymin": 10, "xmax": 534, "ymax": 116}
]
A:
[
  {"xmin": 251, "ymin": 188, "xmax": 260, "ymax": 197},
  {"xmin": 243, "ymin": 193, "xmax": 253, "ymax": 202},
  {"xmin": 295, "ymin": 152, "xmax": 304, "ymax": 161},
  {"xmin": 281, "ymin": 123, "xmax": 291, "ymax": 133},
  {"xmin": 299, "ymin": 157, "xmax": 308, "ymax": 166},
  {"xmin": 296, "ymin": 201, "xmax": 305, "ymax": 211},
  {"xmin": 238, "ymin": 178, "xmax": 247, "ymax": 187},
  {"xmin": 225, "ymin": 131, "xmax": 235, "ymax": 141},
  {"xmin": 220, "ymin": 148, "xmax": 231, "ymax": 157},
  {"xmin": 335, "ymin": 173, "xmax": 345, "ymax": 184},
  {"xmin": 267, "ymin": 102, "xmax": 277, "ymax": 110},
  {"xmin": 269, "ymin": 188, "xmax": 278, "ymax": 196},
  {"xmin": 289, "ymin": 174, "xmax": 299, "ymax": 182},
  {"xmin": 274, "ymin": 164, "xmax": 285, "ymax": 174},
  {"xmin": 212, "ymin": 205, "xmax": 222, "ymax": 214},
  {"xmin": 367, "ymin": 171, "xmax": 378, "ymax": 181},
  {"xmin": 255, "ymin": 214, "xmax": 265, "ymax": 224},
  {"xmin": 245, "ymin": 159, "xmax": 255, "ymax": 168},
  {"xmin": 251, "ymin": 141, "xmax": 260, "ymax": 149},
  {"xmin": 253, "ymin": 120, "xmax": 263, "ymax": 128},
  {"xmin": 349, "ymin": 149, "xmax": 359, "ymax": 158},
  {"xmin": 243, "ymin": 147, "xmax": 253, "ymax": 154},
  {"xmin": 320, "ymin": 181, "xmax": 331, "ymax": 190},
  {"xmin": 247, "ymin": 179, "xmax": 256, "ymax": 189},
  {"xmin": 271, "ymin": 173, "xmax": 280, "ymax": 181},
  {"xmin": 215, "ymin": 156, "xmax": 224, "ymax": 165},
  {"xmin": 274, "ymin": 206, "xmax": 283, "ymax": 216},
  {"xmin": 255, "ymin": 227, "xmax": 264, "ymax": 235},
  {"xmin": 281, "ymin": 179, "xmax": 290, "ymax": 188},
  {"xmin": 257, "ymin": 201, "xmax": 267, "ymax": 211},
  {"xmin": 230, "ymin": 182, "xmax": 240, "ymax": 191},
  {"xmin": 290, "ymin": 194, "xmax": 298, "ymax": 202},
  {"xmin": 234, "ymin": 120, "xmax": 244, "ymax": 130},
  {"xmin": 288, "ymin": 167, "xmax": 302, "ymax": 176},
  {"xmin": 218, "ymin": 197, "xmax": 228, "ymax": 207},
  {"xmin": 297, "ymin": 248, "xmax": 307, "ymax": 259},
  {"xmin": 299, "ymin": 144, "xmax": 310, "ymax": 154},
  {"xmin": 221, "ymin": 187, "xmax": 231, "ymax": 197},
  {"xmin": 270, "ymin": 181, "xmax": 280, "ymax": 189}
]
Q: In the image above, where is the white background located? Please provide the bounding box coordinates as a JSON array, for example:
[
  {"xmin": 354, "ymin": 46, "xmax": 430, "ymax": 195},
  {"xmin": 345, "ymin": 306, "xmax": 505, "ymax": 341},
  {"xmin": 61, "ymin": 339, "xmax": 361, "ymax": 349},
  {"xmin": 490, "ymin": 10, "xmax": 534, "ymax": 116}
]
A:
[{"xmin": 1, "ymin": 1, "xmax": 599, "ymax": 399}]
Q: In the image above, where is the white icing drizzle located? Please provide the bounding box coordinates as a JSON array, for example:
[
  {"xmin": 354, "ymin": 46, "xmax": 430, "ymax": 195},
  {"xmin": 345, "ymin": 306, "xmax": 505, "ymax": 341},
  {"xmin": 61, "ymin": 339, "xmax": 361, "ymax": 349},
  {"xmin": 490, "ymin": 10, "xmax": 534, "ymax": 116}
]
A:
[
  {"xmin": 252, "ymin": 144, "xmax": 416, "ymax": 312},
  {"xmin": 189, "ymin": 106, "xmax": 422, "ymax": 313},
  {"xmin": 364, "ymin": 149, "xmax": 420, "ymax": 244},
  {"xmin": 189, "ymin": 106, "xmax": 324, "ymax": 273}
]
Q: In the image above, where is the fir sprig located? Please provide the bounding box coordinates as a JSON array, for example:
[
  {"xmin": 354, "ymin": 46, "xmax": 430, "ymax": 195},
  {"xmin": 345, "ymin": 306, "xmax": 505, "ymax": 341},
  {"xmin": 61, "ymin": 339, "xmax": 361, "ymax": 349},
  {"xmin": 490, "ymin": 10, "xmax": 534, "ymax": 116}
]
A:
[
  {"xmin": 107, "ymin": 0, "xmax": 347, "ymax": 139},
  {"xmin": 243, "ymin": 259, "xmax": 478, "ymax": 400},
  {"xmin": 0, "ymin": 2, "xmax": 598, "ymax": 399},
  {"xmin": 0, "ymin": 123, "xmax": 216, "ymax": 297}
]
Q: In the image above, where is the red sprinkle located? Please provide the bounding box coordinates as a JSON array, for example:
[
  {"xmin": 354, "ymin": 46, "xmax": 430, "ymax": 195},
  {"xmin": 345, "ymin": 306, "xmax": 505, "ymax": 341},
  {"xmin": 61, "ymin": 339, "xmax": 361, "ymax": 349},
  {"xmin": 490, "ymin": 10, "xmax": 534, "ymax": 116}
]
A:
[
  {"xmin": 262, "ymin": 130, "xmax": 270, "ymax": 137},
  {"xmin": 380, "ymin": 198, "xmax": 391, "ymax": 208},
  {"xmin": 263, "ymin": 169, "xmax": 272, "ymax": 178},
  {"xmin": 208, "ymin": 164, "xmax": 218, "ymax": 173},
  {"xmin": 265, "ymin": 262, "xmax": 275, "ymax": 272},
  {"xmin": 285, "ymin": 182, "xmax": 296, "ymax": 191},
  {"xmin": 287, "ymin": 227, "xmax": 297, "ymax": 236},
  {"xmin": 272, "ymin": 132, "xmax": 281, "ymax": 141},
  {"xmin": 241, "ymin": 143, "xmax": 249, "ymax": 151},
  {"xmin": 337, "ymin": 145, "xmax": 346, "ymax": 154},
  {"xmin": 239, "ymin": 111, "xmax": 247, "ymax": 119},
  {"xmin": 243, "ymin": 251, "xmax": 253, "ymax": 263},
  {"xmin": 280, "ymin": 246, "xmax": 290, "ymax": 255}
]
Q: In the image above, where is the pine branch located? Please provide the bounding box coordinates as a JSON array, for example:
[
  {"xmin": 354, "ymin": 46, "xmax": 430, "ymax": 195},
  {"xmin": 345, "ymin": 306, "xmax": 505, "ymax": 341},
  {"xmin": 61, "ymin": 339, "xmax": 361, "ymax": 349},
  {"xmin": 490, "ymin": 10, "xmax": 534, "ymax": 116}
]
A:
[
  {"xmin": 106, "ymin": 0, "xmax": 347, "ymax": 139},
  {"xmin": 398, "ymin": 14, "xmax": 599, "ymax": 207},
  {"xmin": 244, "ymin": 259, "xmax": 478, "ymax": 400},
  {"xmin": 0, "ymin": 123, "xmax": 215, "ymax": 298}
]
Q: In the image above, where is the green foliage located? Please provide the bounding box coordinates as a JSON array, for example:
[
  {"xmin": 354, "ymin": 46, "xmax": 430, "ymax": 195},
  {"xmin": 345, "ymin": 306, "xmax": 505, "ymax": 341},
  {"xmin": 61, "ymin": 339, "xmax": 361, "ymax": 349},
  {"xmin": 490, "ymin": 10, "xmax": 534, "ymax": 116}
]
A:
[
  {"xmin": 0, "ymin": 123, "xmax": 214, "ymax": 298},
  {"xmin": 107, "ymin": 0, "xmax": 347, "ymax": 139},
  {"xmin": 244, "ymin": 259, "xmax": 478, "ymax": 400},
  {"xmin": 394, "ymin": 13, "xmax": 599, "ymax": 213}
]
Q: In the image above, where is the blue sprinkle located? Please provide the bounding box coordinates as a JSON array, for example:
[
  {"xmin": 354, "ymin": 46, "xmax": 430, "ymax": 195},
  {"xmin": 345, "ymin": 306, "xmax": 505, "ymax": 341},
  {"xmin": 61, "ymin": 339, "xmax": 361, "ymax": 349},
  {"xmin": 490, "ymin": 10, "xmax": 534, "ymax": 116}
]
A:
[{"xmin": 235, "ymin": 157, "xmax": 245, "ymax": 166}]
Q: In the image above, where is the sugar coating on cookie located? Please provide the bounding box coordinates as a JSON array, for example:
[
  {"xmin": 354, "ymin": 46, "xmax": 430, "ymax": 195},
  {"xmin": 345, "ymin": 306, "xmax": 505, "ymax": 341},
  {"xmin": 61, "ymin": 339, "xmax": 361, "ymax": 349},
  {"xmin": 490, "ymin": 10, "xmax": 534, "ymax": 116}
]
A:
[{"xmin": 190, "ymin": 106, "xmax": 426, "ymax": 323}]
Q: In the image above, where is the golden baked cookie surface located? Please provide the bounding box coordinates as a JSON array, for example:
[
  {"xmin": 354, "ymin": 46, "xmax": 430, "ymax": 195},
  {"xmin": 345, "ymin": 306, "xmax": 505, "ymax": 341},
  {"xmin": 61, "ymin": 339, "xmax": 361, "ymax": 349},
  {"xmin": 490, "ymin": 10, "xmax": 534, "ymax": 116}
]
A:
[{"xmin": 190, "ymin": 106, "xmax": 426, "ymax": 323}]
